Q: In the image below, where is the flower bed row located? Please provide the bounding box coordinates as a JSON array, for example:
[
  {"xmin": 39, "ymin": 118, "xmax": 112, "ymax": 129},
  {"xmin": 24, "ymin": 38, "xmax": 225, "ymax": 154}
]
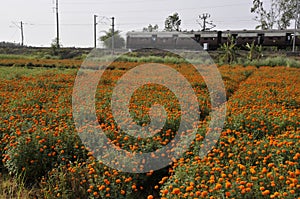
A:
[
  {"xmin": 0, "ymin": 64, "xmax": 255, "ymax": 198},
  {"xmin": 160, "ymin": 66, "xmax": 300, "ymax": 199}
]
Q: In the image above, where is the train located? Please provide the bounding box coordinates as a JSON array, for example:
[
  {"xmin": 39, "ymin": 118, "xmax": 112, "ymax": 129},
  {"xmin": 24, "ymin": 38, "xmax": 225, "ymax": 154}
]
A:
[{"xmin": 126, "ymin": 29, "xmax": 300, "ymax": 50}]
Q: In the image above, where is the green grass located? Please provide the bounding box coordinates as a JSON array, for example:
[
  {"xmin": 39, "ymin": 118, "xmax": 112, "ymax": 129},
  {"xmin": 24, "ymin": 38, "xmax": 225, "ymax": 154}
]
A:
[
  {"xmin": 0, "ymin": 54, "xmax": 33, "ymax": 60},
  {"xmin": 86, "ymin": 51, "xmax": 300, "ymax": 67},
  {"xmin": 90, "ymin": 55, "xmax": 187, "ymax": 64},
  {"xmin": 0, "ymin": 66, "xmax": 77, "ymax": 79},
  {"xmin": 238, "ymin": 56, "xmax": 300, "ymax": 68},
  {"xmin": 0, "ymin": 172, "xmax": 35, "ymax": 199},
  {"xmin": 1, "ymin": 51, "xmax": 300, "ymax": 68}
]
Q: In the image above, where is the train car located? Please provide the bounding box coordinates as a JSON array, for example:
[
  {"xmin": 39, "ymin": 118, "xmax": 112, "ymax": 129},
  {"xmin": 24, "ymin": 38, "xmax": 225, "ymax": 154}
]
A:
[
  {"xmin": 220, "ymin": 29, "xmax": 299, "ymax": 49},
  {"xmin": 175, "ymin": 33, "xmax": 202, "ymax": 50},
  {"xmin": 126, "ymin": 31, "xmax": 202, "ymax": 50},
  {"xmin": 126, "ymin": 32, "xmax": 153, "ymax": 49},
  {"xmin": 192, "ymin": 31, "xmax": 221, "ymax": 50},
  {"xmin": 263, "ymin": 30, "xmax": 293, "ymax": 48},
  {"xmin": 221, "ymin": 30, "xmax": 262, "ymax": 46},
  {"xmin": 126, "ymin": 29, "xmax": 300, "ymax": 51}
]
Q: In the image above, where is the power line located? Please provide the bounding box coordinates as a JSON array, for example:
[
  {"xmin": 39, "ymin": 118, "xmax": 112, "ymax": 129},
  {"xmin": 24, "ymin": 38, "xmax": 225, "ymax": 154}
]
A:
[
  {"xmin": 31, "ymin": 23, "xmax": 93, "ymax": 26},
  {"xmin": 18, "ymin": 17, "xmax": 256, "ymax": 32},
  {"xmin": 60, "ymin": 0, "xmax": 164, "ymax": 4},
  {"xmin": 60, "ymin": 3, "xmax": 250, "ymax": 15},
  {"xmin": 9, "ymin": 29, "xmax": 18, "ymax": 41}
]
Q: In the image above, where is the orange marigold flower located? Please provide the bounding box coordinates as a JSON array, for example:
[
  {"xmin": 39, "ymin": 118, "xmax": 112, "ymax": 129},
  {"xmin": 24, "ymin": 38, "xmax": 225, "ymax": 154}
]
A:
[
  {"xmin": 172, "ymin": 188, "xmax": 181, "ymax": 195},
  {"xmin": 186, "ymin": 186, "xmax": 193, "ymax": 192},
  {"xmin": 262, "ymin": 167, "xmax": 268, "ymax": 174},
  {"xmin": 215, "ymin": 183, "xmax": 222, "ymax": 190},
  {"xmin": 262, "ymin": 190, "xmax": 270, "ymax": 195},
  {"xmin": 161, "ymin": 189, "xmax": 168, "ymax": 195},
  {"xmin": 201, "ymin": 191, "xmax": 208, "ymax": 197},
  {"xmin": 225, "ymin": 181, "xmax": 232, "ymax": 189}
]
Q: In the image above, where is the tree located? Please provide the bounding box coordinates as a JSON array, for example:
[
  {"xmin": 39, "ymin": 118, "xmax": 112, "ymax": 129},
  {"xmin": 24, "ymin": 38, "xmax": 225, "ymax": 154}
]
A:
[
  {"xmin": 164, "ymin": 13, "xmax": 181, "ymax": 31},
  {"xmin": 251, "ymin": 0, "xmax": 273, "ymax": 29},
  {"xmin": 0, "ymin": 41, "xmax": 21, "ymax": 47},
  {"xmin": 51, "ymin": 37, "xmax": 62, "ymax": 55},
  {"xmin": 279, "ymin": 0, "xmax": 300, "ymax": 28},
  {"xmin": 99, "ymin": 29, "xmax": 125, "ymax": 49},
  {"xmin": 143, "ymin": 24, "xmax": 159, "ymax": 32},
  {"xmin": 251, "ymin": 0, "xmax": 299, "ymax": 30}
]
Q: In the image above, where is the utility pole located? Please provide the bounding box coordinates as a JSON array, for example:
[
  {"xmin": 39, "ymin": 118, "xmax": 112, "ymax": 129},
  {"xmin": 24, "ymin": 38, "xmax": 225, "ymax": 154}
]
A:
[
  {"xmin": 293, "ymin": 0, "xmax": 299, "ymax": 52},
  {"xmin": 201, "ymin": 13, "xmax": 210, "ymax": 31},
  {"xmin": 56, "ymin": 0, "xmax": 60, "ymax": 48},
  {"xmin": 111, "ymin": 17, "xmax": 115, "ymax": 54},
  {"xmin": 94, "ymin": 15, "xmax": 98, "ymax": 48},
  {"xmin": 20, "ymin": 21, "xmax": 24, "ymax": 46},
  {"xmin": 198, "ymin": 13, "xmax": 215, "ymax": 31},
  {"xmin": 11, "ymin": 21, "xmax": 25, "ymax": 46}
]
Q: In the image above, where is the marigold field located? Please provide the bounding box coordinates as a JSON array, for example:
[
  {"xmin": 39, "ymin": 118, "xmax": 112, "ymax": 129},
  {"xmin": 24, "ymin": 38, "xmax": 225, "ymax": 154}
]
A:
[{"xmin": 0, "ymin": 62, "xmax": 299, "ymax": 199}]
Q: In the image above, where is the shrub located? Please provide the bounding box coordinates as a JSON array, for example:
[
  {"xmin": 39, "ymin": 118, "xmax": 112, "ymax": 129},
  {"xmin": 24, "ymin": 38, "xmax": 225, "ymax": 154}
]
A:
[
  {"xmin": 3, "ymin": 129, "xmax": 88, "ymax": 183},
  {"xmin": 41, "ymin": 162, "xmax": 89, "ymax": 199}
]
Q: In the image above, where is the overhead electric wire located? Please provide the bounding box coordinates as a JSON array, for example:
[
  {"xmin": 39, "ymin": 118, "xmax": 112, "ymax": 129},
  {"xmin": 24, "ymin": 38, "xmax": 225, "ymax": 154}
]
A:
[
  {"xmin": 30, "ymin": 23, "xmax": 92, "ymax": 26},
  {"xmin": 3, "ymin": 0, "xmax": 258, "ymax": 46},
  {"xmin": 9, "ymin": 29, "xmax": 18, "ymax": 41},
  {"xmin": 60, "ymin": 0, "xmax": 171, "ymax": 4},
  {"xmin": 60, "ymin": 2, "xmax": 251, "ymax": 15}
]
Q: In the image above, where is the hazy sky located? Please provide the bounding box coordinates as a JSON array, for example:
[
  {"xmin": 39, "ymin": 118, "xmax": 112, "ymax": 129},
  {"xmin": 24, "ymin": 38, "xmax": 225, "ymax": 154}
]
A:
[{"xmin": 1, "ymin": 0, "xmax": 270, "ymax": 47}]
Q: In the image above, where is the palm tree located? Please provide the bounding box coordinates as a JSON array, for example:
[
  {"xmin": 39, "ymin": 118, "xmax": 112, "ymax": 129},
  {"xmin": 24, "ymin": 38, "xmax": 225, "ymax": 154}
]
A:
[
  {"xmin": 164, "ymin": 13, "xmax": 181, "ymax": 31},
  {"xmin": 99, "ymin": 29, "xmax": 125, "ymax": 49}
]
